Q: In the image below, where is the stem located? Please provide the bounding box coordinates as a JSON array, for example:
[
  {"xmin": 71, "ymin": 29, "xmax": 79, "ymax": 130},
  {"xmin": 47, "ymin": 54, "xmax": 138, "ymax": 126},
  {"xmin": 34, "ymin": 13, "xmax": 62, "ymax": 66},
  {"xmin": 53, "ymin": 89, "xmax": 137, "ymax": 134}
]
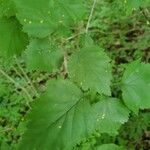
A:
[
  {"xmin": 65, "ymin": 31, "xmax": 85, "ymax": 41},
  {"xmin": 15, "ymin": 58, "xmax": 39, "ymax": 97},
  {"xmin": 140, "ymin": 7, "xmax": 150, "ymax": 23},
  {"xmin": 12, "ymin": 66, "xmax": 25, "ymax": 81},
  {"xmin": 85, "ymin": 0, "xmax": 97, "ymax": 34},
  {"xmin": 0, "ymin": 68, "xmax": 32, "ymax": 107},
  {"xmin": 0, "ymin": 127, "xmax": 13, "ymax": 133},
  {"xmin": 63, "ymin": 51, "xmax": 68, "ymax": 76},
  {"xmin": 12, "ymin": 66, "xmax": 35, "ymax": 97}
]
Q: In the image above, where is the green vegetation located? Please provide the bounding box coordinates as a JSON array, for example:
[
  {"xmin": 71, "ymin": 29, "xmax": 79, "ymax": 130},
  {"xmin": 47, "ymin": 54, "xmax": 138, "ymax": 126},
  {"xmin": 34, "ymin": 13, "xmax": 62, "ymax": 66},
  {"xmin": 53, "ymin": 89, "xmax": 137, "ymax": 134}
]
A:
[{"xmin": 0, "ymin": 0, "xmax": 150, "ymax": 150}]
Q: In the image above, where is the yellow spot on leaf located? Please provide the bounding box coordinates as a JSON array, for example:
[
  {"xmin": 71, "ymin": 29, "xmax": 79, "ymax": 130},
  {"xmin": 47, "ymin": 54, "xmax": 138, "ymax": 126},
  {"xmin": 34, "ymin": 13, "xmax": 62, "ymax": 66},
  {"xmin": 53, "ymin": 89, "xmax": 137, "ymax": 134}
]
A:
[
  {"xmin": 40, "ymin": 20, "xmax": 44, "ymax": 24},
  {"xmin": 58, "ymin": 126, "xmax": 62, "ymax": 129},
  {"xmin": 147, "ymin": 21, "xmax": 150, "ymax": 25},
  {"xmin": 23, "ymin": 19, "xmax": 27, "ymax": 22},
  {"xmin": 102, "ymin": 114, "xmax": 105, "ymax": 119},
  {"xmin": 59, "ymin": 20, "xmax": 63, "ymax": 24}
]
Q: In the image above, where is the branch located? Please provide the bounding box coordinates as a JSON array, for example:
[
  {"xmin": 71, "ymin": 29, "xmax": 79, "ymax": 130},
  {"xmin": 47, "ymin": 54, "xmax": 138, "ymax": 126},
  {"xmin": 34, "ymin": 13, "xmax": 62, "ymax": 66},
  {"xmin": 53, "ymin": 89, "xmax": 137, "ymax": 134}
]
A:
[
  {"xmin": 0, "ymin": 68, "xmax": 32, "ymax": 107},
  {"xmin": 140, "ymin": 7, "xmax": 150, "ymax": 23},
  {"xmin": 85, "ymin": 0, "xmax": 97, "ymax": 34},
  {"xmin": 15, "ymin": 57, "xmax": 39, "ymax": 97}
]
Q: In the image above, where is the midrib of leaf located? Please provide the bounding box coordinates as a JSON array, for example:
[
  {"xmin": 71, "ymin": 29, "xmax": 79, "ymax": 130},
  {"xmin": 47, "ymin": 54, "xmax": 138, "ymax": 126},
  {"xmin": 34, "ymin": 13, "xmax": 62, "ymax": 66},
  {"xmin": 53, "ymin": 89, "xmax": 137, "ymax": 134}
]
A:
[{"xmin": 47, "ymin": 97, "xmax": 83, "ymax": 130}]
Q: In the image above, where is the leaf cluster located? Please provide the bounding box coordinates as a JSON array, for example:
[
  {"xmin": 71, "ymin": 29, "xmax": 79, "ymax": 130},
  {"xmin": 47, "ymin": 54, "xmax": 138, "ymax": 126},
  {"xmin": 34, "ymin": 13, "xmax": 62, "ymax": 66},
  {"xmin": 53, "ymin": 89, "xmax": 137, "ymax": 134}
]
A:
[{"xmin": 0, "ymin": 0, "xmax": 150, "ymax": 149}]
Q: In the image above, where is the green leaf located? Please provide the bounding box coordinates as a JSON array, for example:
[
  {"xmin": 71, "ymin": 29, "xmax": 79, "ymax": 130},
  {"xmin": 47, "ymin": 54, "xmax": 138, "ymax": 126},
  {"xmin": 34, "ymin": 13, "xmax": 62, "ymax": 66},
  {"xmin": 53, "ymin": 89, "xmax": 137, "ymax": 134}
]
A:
[
  {"xmin": 0, "ymin": 142, "xmax": 11, "ymax": 150},
  {"xmin": 13, "ymin": 0, "xmax": 86, "ymax": 38},
  {"xmin": 95, "ymin": 97, "xmax": 130, "ymax": 135},
  {"xmin": 124, "ymin": 0, "xmax": 142, "ymax": 13},
  {"xmin": 19, "ymin": 79, "xmax": 83, "ymax": 150},
  {"xmin": 123, "ymin": 0, "xmax": 150, "ymax": 15},
  {"xmin": 0, "ymin": 0, "xmax": 16, "ymax": 18},
  {"xmin": 19, "ymin": 80, "xmax": 129, "ymax": 150},
  {"xmin": 79, "ymin": 35, "xmax": 94, "ymax": 47},
  {"xmin": 25, "ymin": 38, "xmax": 63, "ymax": 72},
  {"xmin": 68, "ymin": 45, "xmax": 112, "ymax": 95},
  {"xmin": 0, "ymin": 17, "xmax": 28, "ymax": 58},
  {"xmin": 97, "ymin": 143, "xmax": 124, "ymax": 150},
  {"xmin": 122, "ymin": 60, "xmax": 150, "ymax": 114}
]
